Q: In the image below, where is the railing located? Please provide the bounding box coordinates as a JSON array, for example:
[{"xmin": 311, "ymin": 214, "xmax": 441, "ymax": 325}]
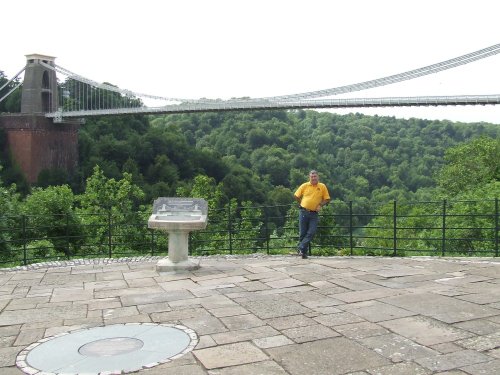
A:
[{"xmin": 0, "ymin": 199, "xmax": 498, "ymax": 268}]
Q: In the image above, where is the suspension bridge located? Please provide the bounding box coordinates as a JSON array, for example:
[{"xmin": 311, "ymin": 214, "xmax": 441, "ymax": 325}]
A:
[
  {"xmin": 1, "ymin": 44, "xmax": 499, "ymax": 183},
  {"xmin": 1, "ymin": 43, "xmax": 500, "ymax": 122}
]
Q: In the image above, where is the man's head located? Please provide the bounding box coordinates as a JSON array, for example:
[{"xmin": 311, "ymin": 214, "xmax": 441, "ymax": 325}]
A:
[{"xmin": 309, "ymin": 170, "xmax": 319, "ymax": 185}]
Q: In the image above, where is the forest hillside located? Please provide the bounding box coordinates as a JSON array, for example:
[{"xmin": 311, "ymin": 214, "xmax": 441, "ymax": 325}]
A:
[{"xmin": 1, "ymin": 107, "xmax": 499, "ymax": 209}]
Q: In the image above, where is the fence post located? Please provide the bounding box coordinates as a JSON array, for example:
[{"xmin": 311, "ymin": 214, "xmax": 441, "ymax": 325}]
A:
[
  {"xmin": 22, "ymin": 215, "xmax": 27, "ymax": 266},
  {"xmin": 442, "ymin": 199, "xmax": 447, "ymax": 256},
  {"xmin": 495, "ymin": 198, "xmax": 499, "ymax": 257},
  {"xmin": 150, "ymin": 229, "xmax": 155, "ymax": 256},
  {"xmin": 349, "ymin": 201, "xmax": 353, "ymax": 256},
  {"xmin": 108, "ymin": 211, "xmax": 112, "ymax": 258},
  {"xmin": 228, "ymin": 205, "xmax": 233, "ymax": 255},
  {"xmin": 66, "ymin": 213, "xmax": 70, "ymax": 258},
  {"xmin": 393, "ymin": 200, "xmax": 397, "ymax": 257},
  {"xmin": 264, "ymin": 211, "xmax": 270, "ymax": 255}
]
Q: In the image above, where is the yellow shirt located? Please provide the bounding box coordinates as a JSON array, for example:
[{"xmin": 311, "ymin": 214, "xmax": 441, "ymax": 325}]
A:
[{"xmin": 294, "ymin": 182, "xmax": 331, "ymax": 211}]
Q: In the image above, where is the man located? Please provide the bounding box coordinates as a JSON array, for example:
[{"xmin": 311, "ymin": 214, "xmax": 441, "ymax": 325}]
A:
[{"xmin": 294, "ymin": 170, "xmax": 331, "ymax": 259}]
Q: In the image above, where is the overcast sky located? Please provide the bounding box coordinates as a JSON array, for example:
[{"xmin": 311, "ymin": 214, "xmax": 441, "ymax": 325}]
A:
[{"xmin": 3, "ymin": 0, "xmax": 500, "ymax": 124}]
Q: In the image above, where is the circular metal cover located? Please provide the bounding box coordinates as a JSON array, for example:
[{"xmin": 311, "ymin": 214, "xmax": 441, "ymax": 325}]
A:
[{"xmin": 16, "ymin": 323, "xmax": 198, "ymax": 374}]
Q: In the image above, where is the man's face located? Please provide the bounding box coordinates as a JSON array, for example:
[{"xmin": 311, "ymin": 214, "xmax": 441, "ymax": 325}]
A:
[{"xmin": 309, "ymin": 172, "xmax": 319, "ymax": 185}]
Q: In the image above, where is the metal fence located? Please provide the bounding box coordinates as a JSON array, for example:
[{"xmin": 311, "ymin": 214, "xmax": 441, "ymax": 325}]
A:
[{"xmin": 0, "ymin": 199, "xmax": 498, "ymax": 267}]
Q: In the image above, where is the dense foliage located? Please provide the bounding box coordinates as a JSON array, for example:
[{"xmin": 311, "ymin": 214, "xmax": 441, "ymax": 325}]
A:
[
  {"xmin": 19, "ymin": 109, "xmax": 497, "ymax": 207},
  {"xmin": 363, "ymin": 136, "xmax": 500, "ymax": 255}
]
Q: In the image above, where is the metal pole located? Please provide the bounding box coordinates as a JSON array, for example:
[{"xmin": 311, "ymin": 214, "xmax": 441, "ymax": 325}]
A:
[
  {"xmin": 264, "ymin": 212, "xmax": 270, "ymax": 255},
  {"xmin": 108, "ymin": 211, "xmax": 112, "ymax": 258},
  {"xmin": 349, "ymin": 201, "xmax": 353, "ymax": 256},
  {"xmin": 442, "ymin": 200, "xmax": 447, "ymax": 256},
  {"xmin": 22, "ymin": 215, "xmax": 27, "ymax": 266},
  {"xmin": 66, "ymin": 213, "xmax": 70, "ymax": 259},
  {"xmin": 495, "ymin": 198, "xmax": 499, "ymax": 257},
  {"xmin": 393, "ymin": 200, "xmax": 397, "ymax": 257},
  {"xmin": 228, "ymin": 206, "xmax": 233, "ymax": 255}
]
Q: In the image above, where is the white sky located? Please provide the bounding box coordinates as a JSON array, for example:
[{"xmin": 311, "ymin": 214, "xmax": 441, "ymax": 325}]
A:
[{"xmin": 2, "ymin": 0, "xmax": 500, "ymax": 124}]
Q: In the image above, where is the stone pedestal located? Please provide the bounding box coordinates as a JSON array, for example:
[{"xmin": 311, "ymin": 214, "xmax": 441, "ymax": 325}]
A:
[
  {"xmin": 148, "ymin": 198, "xmax": 208, "ymax": 272},
  {"xmin": 156, "ymin": 258, "xmax": 200, "ymax": 272},
  {"xmin": 156, "ymin": 231, "xmax": 200, "ymax": 271}
]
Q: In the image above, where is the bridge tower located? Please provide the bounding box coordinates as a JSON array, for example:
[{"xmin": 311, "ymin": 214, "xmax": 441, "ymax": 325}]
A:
[
  {"xmin": 0, "ymin": 54, "xmax": 79, "ymax": 184},
  {"xmin": 21, "ymin": 54, "xmax": 59, "ymax": 114}
]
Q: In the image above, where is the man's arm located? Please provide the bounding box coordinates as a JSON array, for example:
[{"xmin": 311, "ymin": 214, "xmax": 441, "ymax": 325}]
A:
[
  {"xmin": 316, "ymin": 198, "xmax": 330, "ymax": 211},
  {"xmin": 317, "ymin": 185, "xmax": 331, "ymax": 211}
]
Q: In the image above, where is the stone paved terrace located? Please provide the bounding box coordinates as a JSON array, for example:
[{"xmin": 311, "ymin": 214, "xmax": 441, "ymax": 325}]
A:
[{"xmin": 0, "ymin": 255, "xmax": 499, "ymax": 374}]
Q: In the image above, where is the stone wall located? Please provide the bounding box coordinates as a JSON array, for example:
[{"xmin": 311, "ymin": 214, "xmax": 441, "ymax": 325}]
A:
[{"xmin": 0, "ymin": 114, "xmax": 79, "ymax": 183}]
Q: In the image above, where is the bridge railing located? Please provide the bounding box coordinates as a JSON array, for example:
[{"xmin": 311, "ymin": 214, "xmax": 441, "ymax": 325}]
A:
[{"xmin": 0, "ymin": 199, "xmax": 498, "ymax": 268}]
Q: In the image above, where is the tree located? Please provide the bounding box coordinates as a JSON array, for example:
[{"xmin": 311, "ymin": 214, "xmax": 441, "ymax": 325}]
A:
[
  {"xmin": 21, "ymin": 185, "xmax": 82, "ymax": 258},
  {"xmin": 437, "ymin": 136, "xmax": 500, "ymax": 196},
  {"xmin": 230, "ymin": 201, "xmax": 264, "ymax": 254},
  {"xmin": 77, "ymin": 166, "xmax": 146, "ymax": 256},
  {"xmin": 0, "ymin": 169, "xmax": 21, "ymax": 263},
  {"xmin": 175, "ymin": 174, "xmax": 228, "ymax": 255}
]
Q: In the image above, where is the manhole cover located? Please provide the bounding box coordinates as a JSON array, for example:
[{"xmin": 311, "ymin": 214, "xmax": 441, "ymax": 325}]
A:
[{"xmin": 16, "ymin": 323, "xmax": 198, "ymax": 374}]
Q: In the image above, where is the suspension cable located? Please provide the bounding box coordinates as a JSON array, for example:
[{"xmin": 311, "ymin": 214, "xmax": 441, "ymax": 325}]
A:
[
  {"xmin": 0, "ymin": 81, "xmax": 23, "ymax": 104},
  {"xmin": 261, "ymin": 43, "xmax": 500, "ymax": 101},
  {"xmin": 0, "ymin": 66, "xmax": 26, "ymax": 103}
]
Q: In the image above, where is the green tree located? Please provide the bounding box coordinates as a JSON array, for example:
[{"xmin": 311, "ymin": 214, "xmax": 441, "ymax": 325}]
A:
[
  {"xmin": 437, "ymin": 136, "xmax": 500, "ymax": 196},
  {"xmin": 21, "ymin": 185, "xmax": 82, "ymax": 258},
  {"xmin": 176, "ymin": 174, "xmax": 227, "ymax": 254},
  {"xmin": 77, "ymin": 166, "xmax": 146, "ymax": 256},
  {"xmin": 230, "ymin": 201, "xmax": 264, "ymax": 254},
  {"xmin": 0, "ymin": 170, "xmax": 21, "ymax": 264}
]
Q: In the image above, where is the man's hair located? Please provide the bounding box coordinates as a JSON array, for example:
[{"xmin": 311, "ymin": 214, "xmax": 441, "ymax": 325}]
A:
[{"xmin": 309, "ymin": 170, "xmax": 318, "ymax": 175}]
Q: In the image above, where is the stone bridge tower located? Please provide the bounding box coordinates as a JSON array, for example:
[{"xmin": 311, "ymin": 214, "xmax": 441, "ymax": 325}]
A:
[
  {"xmin": 0, "ymin": 54, "xmax": 79, "ymax": 184},
  {"xmin": 21, "ymin": 54, "xmax": 59, "ymax": 114}
]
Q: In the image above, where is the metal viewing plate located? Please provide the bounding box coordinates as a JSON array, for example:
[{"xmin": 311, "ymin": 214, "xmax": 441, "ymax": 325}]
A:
[{"xmin": 17, "ymin": 323, "xmax": 198, "ymax": 374}]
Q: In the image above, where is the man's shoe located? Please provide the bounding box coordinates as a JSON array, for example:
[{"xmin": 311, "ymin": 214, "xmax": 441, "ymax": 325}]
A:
[
  {"xmin": 301, "ymin": 253, "xmax": 308, "ymax": 259},
  {"xmin": 296, "ymin": 246, "xmax": 302, "ymax": 255}
]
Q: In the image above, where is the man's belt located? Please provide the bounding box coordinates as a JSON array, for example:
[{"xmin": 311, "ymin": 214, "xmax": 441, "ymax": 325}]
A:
[{"xmin": 300, "ymin": 206, "xmax": 318, "ymax": 213}]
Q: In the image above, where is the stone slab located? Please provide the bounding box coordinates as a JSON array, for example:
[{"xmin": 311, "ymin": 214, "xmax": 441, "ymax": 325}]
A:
[
  {"xmin": 193, "ymin": 342, "xmax": 268, "ymax": 369},
  {"xmin": 359, "ymin": 333, "xmax": 439, "ymax": 362},
  {"xmin": 281, "ymin": 323, "xmax": 340, "ymax": 343},
  {"xmin": 414, "ymin": 350, "xmax": 491, "ymax": 372},
  {"xmin": 267, "ymin": 337, "xmax": 390, "ymax": 375},
  {"xmin": 207, "ymin": 360, "xmax": 288, "ymax": 374},
  {"xmin": 381, "ymin": 292, "xmax": 499, "ymax": 323},
  {"xmin": 379, "ymin": 316, "xmax": 474, "ymax": 346},
  {"xmin": 236, "ymin": 295, "xmax": 310, "ymax": 319}
]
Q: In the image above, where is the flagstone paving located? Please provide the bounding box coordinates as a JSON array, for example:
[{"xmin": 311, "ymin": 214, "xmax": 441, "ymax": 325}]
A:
[{"xmin": 0, "ymin": 255, "xmax": 499, "ymax": 374}]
